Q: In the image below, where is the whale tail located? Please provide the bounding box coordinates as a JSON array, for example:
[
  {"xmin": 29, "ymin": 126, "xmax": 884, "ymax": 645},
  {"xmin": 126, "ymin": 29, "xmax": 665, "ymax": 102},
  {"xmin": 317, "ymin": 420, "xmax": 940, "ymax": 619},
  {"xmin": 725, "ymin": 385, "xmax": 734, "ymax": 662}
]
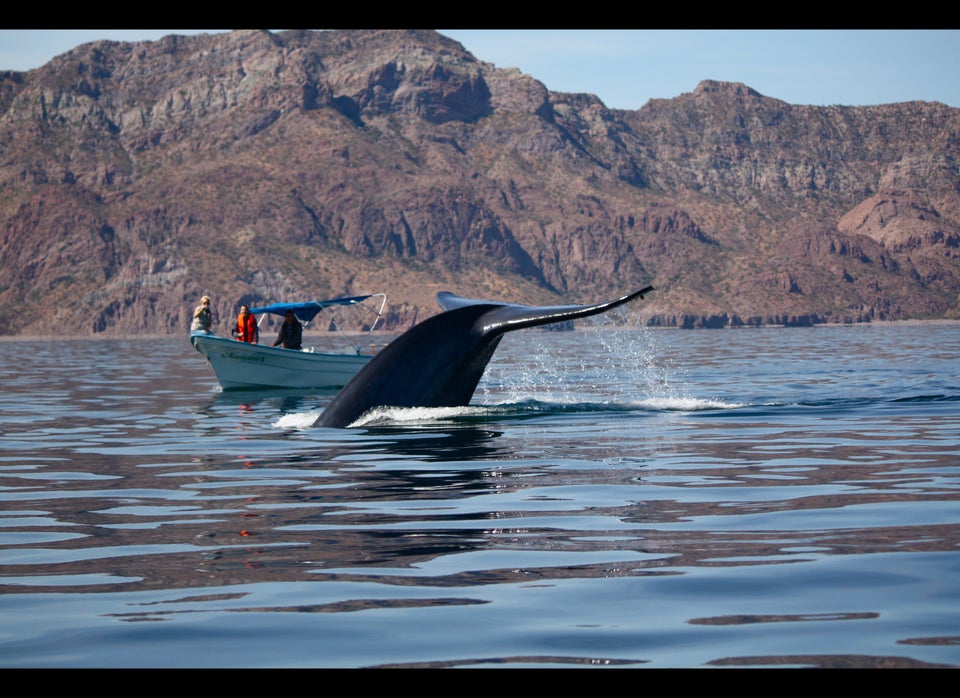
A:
[{"xmin": 315, "ymin": 286, "xmax": 654, "ymax": 428}]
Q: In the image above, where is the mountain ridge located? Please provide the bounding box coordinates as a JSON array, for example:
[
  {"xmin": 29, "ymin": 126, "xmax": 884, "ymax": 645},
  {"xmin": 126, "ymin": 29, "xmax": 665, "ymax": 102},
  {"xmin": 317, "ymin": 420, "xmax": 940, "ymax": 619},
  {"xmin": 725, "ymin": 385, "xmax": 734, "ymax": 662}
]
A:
[{"xmin": 0, "ymin": 29, "xmax": 957, "ymax": 336}]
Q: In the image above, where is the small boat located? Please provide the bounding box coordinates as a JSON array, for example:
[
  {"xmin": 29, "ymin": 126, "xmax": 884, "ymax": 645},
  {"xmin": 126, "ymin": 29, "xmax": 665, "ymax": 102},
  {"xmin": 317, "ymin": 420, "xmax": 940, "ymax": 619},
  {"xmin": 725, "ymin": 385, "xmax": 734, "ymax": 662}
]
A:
[{"xmin": 190, "ymin": 293, "xmax": 387, "ymax": 390}]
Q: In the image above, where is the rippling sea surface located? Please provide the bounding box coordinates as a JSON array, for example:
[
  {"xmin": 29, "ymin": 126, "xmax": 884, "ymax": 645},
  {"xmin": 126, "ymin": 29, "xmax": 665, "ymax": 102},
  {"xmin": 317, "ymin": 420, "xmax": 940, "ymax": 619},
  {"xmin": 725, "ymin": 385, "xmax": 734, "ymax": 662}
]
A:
[{"xmin": 1, "ymin": 321, "xmax": 958, "ymax": 668}]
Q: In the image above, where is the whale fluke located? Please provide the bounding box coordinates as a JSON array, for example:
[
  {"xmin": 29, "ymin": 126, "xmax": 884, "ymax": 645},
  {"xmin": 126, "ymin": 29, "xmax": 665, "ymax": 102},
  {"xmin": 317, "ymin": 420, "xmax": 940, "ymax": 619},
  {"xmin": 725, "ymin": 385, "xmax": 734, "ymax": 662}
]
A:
[{"xmin": 314, "ymin": 286, "xmax": 654, "ymax": 428}]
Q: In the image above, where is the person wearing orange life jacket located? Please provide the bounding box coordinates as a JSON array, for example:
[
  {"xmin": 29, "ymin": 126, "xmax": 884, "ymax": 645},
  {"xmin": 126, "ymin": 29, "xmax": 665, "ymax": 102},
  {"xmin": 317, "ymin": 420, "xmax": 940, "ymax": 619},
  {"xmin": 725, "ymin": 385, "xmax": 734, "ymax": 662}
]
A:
[{"xmin": 232, "ymin": 305, "xmax": 259, "ymax": 343}]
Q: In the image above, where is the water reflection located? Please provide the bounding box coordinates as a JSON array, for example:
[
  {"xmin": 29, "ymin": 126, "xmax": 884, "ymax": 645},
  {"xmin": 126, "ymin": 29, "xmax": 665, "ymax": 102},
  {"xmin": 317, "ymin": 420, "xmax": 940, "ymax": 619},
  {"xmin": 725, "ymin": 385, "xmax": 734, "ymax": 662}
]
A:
[
  {"xmin": 339, "ymin": 425, "xmax": 506, "ymax": 462},
  {"xmin": 201, "ymin": 386, "xmax": 339, "ymax": 416},
  {"xmin": 6, "ymin": 420, "xmax": 957, "ymax": 600},
  {"xmin": 1, "ymin": 329, "xmax": 959, "ymax": 668}
]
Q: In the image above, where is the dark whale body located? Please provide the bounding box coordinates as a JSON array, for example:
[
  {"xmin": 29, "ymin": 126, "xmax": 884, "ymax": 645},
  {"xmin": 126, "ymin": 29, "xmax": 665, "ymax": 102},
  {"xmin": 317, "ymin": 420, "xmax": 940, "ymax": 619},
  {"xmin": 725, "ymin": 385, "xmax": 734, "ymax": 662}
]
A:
[{"xmin": 314, "ymin": 286, "xmax": 654, "ymax": 428}]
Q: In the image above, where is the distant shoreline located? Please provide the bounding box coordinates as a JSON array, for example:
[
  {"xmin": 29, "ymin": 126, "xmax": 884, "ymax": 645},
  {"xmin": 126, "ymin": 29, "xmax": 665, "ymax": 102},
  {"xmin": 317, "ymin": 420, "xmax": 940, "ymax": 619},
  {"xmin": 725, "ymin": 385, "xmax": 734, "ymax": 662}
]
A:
[{"xmin": 3, "ymin": 318, "xmax": 958, "ymax": 342}]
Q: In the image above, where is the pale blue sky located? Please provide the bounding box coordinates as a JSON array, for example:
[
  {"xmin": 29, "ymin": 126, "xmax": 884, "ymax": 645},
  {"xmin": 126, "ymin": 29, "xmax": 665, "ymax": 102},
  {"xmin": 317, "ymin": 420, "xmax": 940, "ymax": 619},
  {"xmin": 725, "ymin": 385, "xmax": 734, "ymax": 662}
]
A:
[{"xmin": 1, "ymin": 29, "xmax": 957, "ymax": 110}]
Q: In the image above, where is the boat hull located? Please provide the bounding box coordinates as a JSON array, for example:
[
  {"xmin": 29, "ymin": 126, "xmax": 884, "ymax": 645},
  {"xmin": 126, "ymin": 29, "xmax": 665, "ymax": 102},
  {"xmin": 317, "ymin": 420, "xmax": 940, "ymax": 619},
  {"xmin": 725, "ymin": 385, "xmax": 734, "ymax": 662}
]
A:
[{"xmin": 190, "ymin": 333, "xmax": 372, "ymax": 390}]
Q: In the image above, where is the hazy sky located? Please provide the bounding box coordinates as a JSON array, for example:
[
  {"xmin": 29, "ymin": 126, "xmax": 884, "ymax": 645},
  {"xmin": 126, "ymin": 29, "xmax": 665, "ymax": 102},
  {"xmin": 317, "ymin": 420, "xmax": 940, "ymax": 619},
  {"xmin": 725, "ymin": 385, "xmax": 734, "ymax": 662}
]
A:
[{"xmin": 1, "ymin": 29, "xmax": 957, "ymax": 110}]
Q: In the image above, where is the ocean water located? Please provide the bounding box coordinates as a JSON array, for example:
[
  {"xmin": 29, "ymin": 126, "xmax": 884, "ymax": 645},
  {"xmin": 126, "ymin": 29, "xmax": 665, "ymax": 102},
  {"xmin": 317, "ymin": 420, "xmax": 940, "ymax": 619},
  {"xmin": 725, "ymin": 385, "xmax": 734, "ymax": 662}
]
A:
[{"xmin": 0, "ymin": 320, "xmax": 958, "ymax": 668}]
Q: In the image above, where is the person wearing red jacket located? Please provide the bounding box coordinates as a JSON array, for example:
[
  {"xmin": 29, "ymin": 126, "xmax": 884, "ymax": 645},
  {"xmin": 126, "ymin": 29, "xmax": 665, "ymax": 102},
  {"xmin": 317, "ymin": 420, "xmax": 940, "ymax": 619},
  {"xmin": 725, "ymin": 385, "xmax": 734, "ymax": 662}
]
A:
[{"xmin": 232, "ymin": 305, "xmax": 259, "ymax": 343}]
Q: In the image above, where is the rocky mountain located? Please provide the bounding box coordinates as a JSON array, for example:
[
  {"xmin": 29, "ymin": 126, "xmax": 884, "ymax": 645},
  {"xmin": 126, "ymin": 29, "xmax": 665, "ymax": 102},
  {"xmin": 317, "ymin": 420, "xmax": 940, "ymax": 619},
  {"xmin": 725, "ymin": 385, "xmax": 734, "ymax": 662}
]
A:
[{"xmin": 1, "ymin": 28, "xmax": 957, "ymax": 337}]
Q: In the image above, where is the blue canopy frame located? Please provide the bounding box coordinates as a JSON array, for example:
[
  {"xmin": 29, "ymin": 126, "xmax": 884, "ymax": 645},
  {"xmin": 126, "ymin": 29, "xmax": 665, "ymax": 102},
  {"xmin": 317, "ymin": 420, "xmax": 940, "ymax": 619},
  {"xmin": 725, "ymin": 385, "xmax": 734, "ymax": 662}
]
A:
[{"xmin": 250, "ymin": 295, "xmax": 376, "ymax": 324}]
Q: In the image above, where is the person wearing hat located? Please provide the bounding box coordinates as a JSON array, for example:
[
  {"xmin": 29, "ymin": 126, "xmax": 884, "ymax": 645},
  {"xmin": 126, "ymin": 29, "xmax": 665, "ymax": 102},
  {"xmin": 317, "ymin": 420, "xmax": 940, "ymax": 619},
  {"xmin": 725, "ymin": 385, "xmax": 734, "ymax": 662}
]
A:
[
  {"xmin": 272, "ymin": 309, "xmax": 303, "ymax": 350},
  {"xmin": 190, "ymin": 295, "xmax": 214, "ymax": 334}
]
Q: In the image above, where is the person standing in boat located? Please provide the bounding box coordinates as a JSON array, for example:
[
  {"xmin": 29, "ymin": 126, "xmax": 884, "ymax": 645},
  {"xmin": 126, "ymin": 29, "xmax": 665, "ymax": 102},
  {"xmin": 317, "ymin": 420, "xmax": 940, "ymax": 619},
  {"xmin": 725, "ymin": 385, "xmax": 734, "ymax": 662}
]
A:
[
  {"xmin": 273, "ymin": 310, "xmax": 303, "ymax": 350},
  {"xmin": 233, "ymin": 305, "xmax": 259, "ymax": 343},
  {"xmin": 190, "ymin": 296, "xmax": 214, "ymax": 334}
]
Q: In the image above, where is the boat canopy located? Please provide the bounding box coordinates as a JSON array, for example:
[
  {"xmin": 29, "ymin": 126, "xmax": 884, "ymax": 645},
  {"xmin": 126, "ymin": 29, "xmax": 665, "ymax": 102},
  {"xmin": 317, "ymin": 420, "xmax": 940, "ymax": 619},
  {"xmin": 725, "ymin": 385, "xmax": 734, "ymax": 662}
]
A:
[{"xmin": 250, "ymin": 294, "xmax": 380, "ymax": 324}]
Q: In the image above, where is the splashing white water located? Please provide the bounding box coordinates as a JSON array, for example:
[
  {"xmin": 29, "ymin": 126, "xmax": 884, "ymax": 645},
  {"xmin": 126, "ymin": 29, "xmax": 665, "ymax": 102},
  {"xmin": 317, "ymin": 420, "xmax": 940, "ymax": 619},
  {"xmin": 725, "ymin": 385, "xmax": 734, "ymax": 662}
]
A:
[
  {"xmin": 635, "ymin": 396, "xmax": 746, "ymax": 410},
  {"xmin": 350, "ymin": 405, "xmax": 492, "ymax": 427},
  {"xmin": 479, "ymin": 317, "xmax": 702, "ymax": 408},
  {"xmin": 274, "ymin": 411, "xmax": 323, "ymax": 430}
]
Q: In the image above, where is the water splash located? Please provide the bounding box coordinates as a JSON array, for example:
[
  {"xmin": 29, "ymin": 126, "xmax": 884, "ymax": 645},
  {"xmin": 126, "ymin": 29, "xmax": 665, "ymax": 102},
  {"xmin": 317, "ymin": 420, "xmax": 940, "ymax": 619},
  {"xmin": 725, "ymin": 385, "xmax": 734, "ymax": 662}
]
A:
[
  {"xmin": 350, "ymin": 405, "xmax": 492, "ymax": 427},
  {"xmin": 635, "ymin": 396, "xmax": 746, "ymax": 410},
  {"xmin": 478, "ymin": 313, "xmax": 704, "ymax": 408},
  {"xmin": 274, "ymin": 411, "xmax": 323, "ymax": 430}
]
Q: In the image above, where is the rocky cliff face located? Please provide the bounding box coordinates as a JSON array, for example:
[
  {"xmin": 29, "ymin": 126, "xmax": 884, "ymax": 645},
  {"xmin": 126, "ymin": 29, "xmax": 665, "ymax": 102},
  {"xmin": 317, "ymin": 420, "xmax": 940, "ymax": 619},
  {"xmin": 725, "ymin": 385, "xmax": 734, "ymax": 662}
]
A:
[{"xmin": 1, "ymin": 29, "xmax": 957, "ymax": 336}]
